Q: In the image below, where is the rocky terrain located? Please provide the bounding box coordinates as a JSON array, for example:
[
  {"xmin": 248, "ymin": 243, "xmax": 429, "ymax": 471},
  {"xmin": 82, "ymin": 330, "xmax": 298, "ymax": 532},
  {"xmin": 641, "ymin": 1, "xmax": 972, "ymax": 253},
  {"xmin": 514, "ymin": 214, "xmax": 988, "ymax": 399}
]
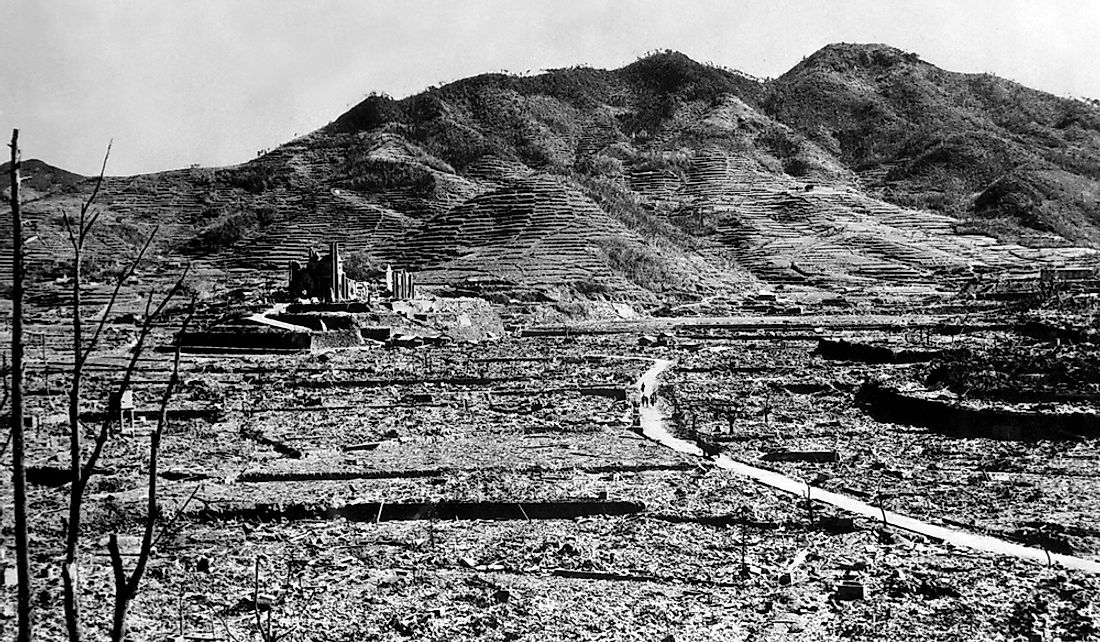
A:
[
  {"xmin": 4, "ymin": 310, "xmax": 1100, "ymax": 640},
  {"xmin": 3, "ymin": 43, "xmax": 1100, "ymax": 641}
]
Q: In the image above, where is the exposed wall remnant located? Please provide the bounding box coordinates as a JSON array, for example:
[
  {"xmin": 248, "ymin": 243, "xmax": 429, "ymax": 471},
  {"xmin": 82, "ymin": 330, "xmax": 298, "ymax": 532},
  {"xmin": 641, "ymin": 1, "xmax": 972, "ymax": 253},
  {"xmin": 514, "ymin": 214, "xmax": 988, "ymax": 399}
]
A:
[
  {"xmin": 1040, "ymin": 266, "xmax": 1097, "ymax": 284},
  {"xmin": 192, "ymin": 500, "xmax": 646, "ymax": 523},
  {"xmin": 288, "ymin": 242, "xmax": 370, "ymax": 301},
  {"xmin": 289, "ymin": 242, "xmax": 347, "ymax": 301},
  {"xmin": 386, "ymin": 264, "xmax": 415, "ymax": 300},
  {"xmin": 288, "ymin": 243, "xmax": 417, "ymax": 303}
]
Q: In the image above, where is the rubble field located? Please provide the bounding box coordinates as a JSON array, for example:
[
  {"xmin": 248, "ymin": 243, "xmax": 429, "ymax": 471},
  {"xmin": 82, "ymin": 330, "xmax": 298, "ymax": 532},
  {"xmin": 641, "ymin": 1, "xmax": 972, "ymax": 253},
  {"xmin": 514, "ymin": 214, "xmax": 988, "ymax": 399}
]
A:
[{"xmin": 4, "ymin": 310, "xmax": 1100, "ymax": 641}]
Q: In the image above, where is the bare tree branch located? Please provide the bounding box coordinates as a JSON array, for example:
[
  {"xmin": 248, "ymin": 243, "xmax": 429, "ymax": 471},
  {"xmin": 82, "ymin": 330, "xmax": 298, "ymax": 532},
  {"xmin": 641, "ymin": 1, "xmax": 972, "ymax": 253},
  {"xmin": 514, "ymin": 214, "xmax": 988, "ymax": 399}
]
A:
[
  {"xmin": 77, "ymin": 227, "xmax": 159, "ymax": 369},
  {"xmin": 77, "ymin": 139, "xmax": 112, "ymax": 246},
  {"xmin": 61, "ymin": 208, "xmax": 77, "ymax": 250},
  {"xmin": 77, "ymin": 267, "xmax": 190, "ymax": 489},
  {"xmin": 128, "ymin": 300, "xmax": 194, "ymax": 594},
  {"xmin": 149, "ymin": 481, "xmax": 202, "ymax": 552},
  {"xmin": 106, "ymin": 294, "xmax": 194, "ymax": 642}
]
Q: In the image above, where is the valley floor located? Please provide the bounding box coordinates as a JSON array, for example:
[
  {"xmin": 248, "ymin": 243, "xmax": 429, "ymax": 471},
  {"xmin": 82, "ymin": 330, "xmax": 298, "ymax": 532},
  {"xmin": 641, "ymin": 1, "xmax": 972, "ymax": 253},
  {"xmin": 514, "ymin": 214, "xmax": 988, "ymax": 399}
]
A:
[{"xmin": 3, "ymin": 312, "xmax": 1100, "ymax": 641}]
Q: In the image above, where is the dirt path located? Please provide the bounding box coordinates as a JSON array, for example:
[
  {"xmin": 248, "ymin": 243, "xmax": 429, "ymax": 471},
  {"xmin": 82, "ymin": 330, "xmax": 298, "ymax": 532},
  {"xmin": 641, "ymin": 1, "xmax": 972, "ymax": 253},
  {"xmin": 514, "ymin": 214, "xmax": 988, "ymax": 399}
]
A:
[{"xmin": 625, "ymin": 355, "xmax": 1100, "ymax": 574}]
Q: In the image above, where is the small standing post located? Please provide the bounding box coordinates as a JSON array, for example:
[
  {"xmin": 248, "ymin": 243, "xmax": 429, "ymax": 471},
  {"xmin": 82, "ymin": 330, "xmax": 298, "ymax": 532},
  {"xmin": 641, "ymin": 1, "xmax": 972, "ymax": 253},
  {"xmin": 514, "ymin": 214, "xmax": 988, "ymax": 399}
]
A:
[
  {"xmin": 120, "ymin": 389, "xmax": 135, "ymax": 433},
  {"xmin": 111, "ymin": 389, "xmax": 135, "ymax": 434},
  {"xmin": 41, "ymin": 332, "xmax": 50, "ymax": 397}
]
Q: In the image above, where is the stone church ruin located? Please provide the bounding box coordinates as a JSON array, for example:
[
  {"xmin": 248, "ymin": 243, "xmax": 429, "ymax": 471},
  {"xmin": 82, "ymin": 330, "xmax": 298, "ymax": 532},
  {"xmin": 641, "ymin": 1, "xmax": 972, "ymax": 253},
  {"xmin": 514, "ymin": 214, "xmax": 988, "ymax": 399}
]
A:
[
  {"xmin": 288, "ymin": 242, "xmax": 415, "ymax": 302},
  {"xmin": 176, "ymin": 243, "xmax": 497, "ymax": 353}
]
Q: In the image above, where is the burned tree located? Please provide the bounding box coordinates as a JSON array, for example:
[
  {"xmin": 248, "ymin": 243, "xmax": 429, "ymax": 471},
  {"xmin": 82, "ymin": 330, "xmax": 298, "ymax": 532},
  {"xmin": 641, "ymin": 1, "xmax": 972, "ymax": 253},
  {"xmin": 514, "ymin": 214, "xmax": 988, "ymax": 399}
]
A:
[
  {"xmin": 107, "ymin": 300, "xmax": 194, "ymax": 641},
  {"xmin": 9, "ymin": 128, "xmax": 33, "ymax": 642},
  {"xmin": 54, "ymin": 140, "xmax": 192, "ymax": 641}
]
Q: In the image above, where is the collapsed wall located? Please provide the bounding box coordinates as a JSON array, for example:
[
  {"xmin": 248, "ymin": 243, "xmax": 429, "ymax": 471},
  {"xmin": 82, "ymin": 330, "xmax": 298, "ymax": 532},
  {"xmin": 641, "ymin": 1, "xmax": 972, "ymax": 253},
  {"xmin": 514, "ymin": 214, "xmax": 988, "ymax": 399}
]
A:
[{"xmin": 387, "ymin": 297, "xmax": 505, "ymax": 342}]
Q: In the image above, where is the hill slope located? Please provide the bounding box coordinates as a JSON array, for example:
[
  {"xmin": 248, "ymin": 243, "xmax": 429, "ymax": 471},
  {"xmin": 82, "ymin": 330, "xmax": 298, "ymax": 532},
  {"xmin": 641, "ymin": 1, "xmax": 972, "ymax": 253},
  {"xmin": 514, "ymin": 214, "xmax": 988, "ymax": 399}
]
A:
[
  {"xmin": 7, "ymin": 45, "xmax": 1100, "ymax": 303},
  {"xmin": 766, "ymin": 42, "xmax": 1100, "ymax": 245}
]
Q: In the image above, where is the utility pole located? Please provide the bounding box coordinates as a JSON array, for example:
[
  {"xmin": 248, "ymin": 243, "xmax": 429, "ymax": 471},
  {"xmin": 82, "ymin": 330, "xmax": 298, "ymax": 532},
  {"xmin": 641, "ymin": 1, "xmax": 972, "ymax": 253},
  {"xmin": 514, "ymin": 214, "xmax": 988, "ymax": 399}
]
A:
[{"xmin": 10, "ymin": 128, "xmax": 32, "ymax": 641}]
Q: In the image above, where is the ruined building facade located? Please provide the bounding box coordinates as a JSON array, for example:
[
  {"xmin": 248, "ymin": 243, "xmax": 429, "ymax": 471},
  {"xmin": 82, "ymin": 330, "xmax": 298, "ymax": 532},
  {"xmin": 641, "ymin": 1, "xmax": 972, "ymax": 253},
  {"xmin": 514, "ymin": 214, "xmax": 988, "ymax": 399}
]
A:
[
  {"xmin": 385, "ymin": 265, "xmax": 416, "ymax": 300},
  {"xmin": 289, "ymin": 242, "xmax": 351, "ymax": 301},
  {"xmin": 288, "ymin": 243, "xmax": 417, "ymax": 302}
]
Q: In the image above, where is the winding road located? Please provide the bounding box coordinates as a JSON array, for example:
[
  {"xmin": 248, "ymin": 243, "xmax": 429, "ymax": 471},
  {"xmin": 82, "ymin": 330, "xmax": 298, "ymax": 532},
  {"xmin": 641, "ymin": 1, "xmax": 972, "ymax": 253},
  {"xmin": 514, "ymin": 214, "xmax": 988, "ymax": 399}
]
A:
[{"xmin": 625, "ymin": 355, "xmax": 1100, "ymax": 574}]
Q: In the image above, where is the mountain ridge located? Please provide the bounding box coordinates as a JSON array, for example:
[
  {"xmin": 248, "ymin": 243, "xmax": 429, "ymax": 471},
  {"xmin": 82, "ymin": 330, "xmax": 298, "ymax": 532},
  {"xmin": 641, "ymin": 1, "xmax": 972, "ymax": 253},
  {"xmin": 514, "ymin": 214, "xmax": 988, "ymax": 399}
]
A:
[{"xmin": 7, "ymin": 43, "xmax": 1100, "ymax": 304}]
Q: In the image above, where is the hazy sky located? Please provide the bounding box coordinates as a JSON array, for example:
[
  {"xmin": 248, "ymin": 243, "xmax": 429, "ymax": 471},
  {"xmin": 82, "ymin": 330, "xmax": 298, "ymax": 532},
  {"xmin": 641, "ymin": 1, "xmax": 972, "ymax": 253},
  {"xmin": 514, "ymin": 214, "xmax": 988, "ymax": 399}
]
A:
[{"xmin": 3, "ymin": 0, "xmax": 1097, "ymax": 175}]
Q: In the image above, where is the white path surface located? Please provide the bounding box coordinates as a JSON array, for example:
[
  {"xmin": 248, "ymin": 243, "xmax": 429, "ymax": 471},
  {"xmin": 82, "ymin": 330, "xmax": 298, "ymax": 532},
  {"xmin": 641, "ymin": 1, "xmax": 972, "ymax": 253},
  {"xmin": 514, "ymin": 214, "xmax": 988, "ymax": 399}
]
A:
[{"xmin": 624, "ymin": 356, "xmax": 1100, "ymax": 574}]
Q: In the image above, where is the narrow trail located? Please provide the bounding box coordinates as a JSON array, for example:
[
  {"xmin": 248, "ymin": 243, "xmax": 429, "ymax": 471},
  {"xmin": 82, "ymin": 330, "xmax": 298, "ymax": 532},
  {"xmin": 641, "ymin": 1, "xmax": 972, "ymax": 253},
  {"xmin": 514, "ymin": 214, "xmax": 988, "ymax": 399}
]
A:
[{"xmin": 619, "ymin": 355, "xmax": 1100, "ymax": 574}]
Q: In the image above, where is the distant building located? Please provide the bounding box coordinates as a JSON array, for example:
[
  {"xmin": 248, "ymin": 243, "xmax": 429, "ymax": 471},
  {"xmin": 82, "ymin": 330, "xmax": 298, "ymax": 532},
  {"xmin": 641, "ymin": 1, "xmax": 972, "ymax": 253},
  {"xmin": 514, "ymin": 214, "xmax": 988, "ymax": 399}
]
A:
[
  {"xmin": 288, "ymin": 242, "xmax": 351, "ymax": 301},
  {"xmin": 287, "ymin": 243, "xmax": 415, "ymax": 302}
]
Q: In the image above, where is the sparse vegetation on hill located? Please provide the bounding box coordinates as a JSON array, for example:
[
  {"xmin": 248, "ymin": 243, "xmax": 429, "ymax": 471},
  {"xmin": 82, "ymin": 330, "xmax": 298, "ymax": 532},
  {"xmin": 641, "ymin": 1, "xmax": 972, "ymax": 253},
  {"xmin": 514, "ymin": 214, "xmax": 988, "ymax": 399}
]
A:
[
  {"xmin": 185, "ymin": 205, "xmax": 278, "ymax": 253},
  {"xmin": 595, "ymin": 236, "xmax": 672, "ymax": 292},
  {"xmin": 332, "ymin": 92, "xmax": 402, "ymax": 132},
  {"xmin": 216, "ymin": 163, "xmax": 289, "ymax": 194},
  {"xmin": 766, "ymin": 42, "xmax": 1100, "ymax": 243},
  {"xmin": 342, "ymin": 157, "xmax": 437, "ymax": 196},
  {"xmin": 11, "ymin": 44, "xmax": 1100, "ymax": 299},
  {"xmin": 343, "ymin": 249, "xmax": 383, "ymax": 281}
]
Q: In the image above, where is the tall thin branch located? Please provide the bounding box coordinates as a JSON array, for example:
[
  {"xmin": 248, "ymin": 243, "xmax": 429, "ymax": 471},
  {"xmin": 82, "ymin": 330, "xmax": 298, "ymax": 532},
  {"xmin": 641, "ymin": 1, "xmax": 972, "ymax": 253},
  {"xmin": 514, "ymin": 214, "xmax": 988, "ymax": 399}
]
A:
[
  {"xmin": 9, "ymin": 126, "xmax": 33, "ymax": 642},
  {"xmin": 77, "ymin": 267, "xmax": 189, "ymax": 488},
  {"xmin": 76, "ymin": 139, "xmax": 112, "ymax": 246},
  {"xmin": 149, "ymin": 481, "xmax": 202, "ymax": 551},
  {"xmin": 77, "ymin": 227, "xmax": 159, "ymax": 369},
  {"xmin": 108, "ymin": 298, "xmax": 194, "ymax": 642},
  {"xmin": 61, "ymin": 208, "xmax": 77, "ymax": 250},
  {"xmin": 62, "ymin": 139, "xmax": 114, "ymax": 642}
]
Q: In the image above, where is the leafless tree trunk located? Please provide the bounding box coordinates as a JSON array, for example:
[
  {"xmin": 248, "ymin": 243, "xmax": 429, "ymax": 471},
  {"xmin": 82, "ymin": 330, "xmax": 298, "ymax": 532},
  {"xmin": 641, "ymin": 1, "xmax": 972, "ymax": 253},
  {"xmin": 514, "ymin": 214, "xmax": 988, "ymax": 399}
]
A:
[
  {"xmin": 108, "ymin": 300, "xmax": 194, "ymax": 641},
  {"xmin": 61, "ymin": 267, "xmax": 187, "ymax": 642},
  {"xmin": 0, "ymin": 357, "xmax": 11, "ymax": 458},
  {"xmin": 59, "ymin": 140, "xmax": 114, "ymax": 642},
  {"xmin": 56, "ymin": 139, "xmax": 189, "ymax": 642},
  {"xmin": 9, "ymin": 127, "xmax": 33, "ymax": 642}
]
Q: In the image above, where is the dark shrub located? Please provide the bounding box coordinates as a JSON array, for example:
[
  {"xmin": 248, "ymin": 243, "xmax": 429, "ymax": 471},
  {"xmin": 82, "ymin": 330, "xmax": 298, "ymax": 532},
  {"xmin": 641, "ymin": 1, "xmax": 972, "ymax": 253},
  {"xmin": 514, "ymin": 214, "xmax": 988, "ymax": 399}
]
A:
[
  {"xmin": 344, "ymin": 250, "xmax": 383, "ymax": 281},
  {"xmin": 186, "ymin": 206, "xmax": 276, "ymax": 253}
]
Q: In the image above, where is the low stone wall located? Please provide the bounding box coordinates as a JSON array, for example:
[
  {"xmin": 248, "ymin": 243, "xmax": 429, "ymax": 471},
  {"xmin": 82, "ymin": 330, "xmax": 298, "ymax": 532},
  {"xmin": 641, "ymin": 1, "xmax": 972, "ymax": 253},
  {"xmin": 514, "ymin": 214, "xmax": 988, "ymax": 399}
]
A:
[
  {"xmin": 857, "ymin": 381, "xmax": 1100, "ymax": 440},
  {"xmin": 815, "ymin": 338, "xmax": 951, "ymax": 364},
  {"xmin": 272, "ymin": 313, "xmax": 359, "ymax": 331},
  {"xmin": 309, "ymin": 328, "xmax": 363, "ymax": 351},
  {"xmin": 179, "ymin": 327, "xmax": 363, "ymax": 353},
  {"xmin": 178, "ymin": 328, "xmax": 311, "ymax": 352}
]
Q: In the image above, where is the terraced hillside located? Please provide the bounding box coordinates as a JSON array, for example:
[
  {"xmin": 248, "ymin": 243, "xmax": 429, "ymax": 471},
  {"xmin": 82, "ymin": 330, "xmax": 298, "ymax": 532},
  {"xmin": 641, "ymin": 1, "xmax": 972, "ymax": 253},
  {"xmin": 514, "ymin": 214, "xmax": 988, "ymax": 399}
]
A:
[
  {"xmin": 767, "ymin": 43, "xmax": 1100, "ymax": 246},
  {"xmin": 6, "ymin": 45, "xmax": 1100, "ymax": 302}
]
